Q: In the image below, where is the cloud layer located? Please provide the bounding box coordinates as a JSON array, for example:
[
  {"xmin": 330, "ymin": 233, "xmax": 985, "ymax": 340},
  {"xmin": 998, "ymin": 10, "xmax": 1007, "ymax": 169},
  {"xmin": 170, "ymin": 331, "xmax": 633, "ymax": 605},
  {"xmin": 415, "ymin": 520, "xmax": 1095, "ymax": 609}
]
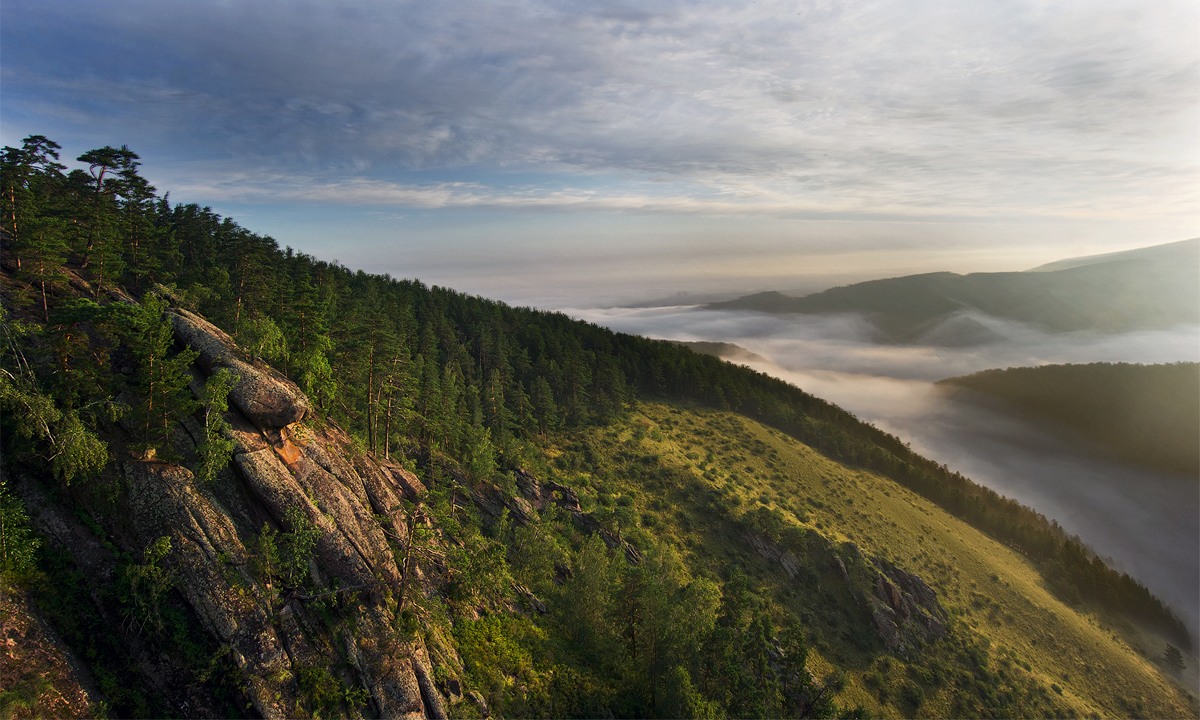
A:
[{"xmin": 3, "ymin": 0, "xmax": 1197, "ymax": 223}]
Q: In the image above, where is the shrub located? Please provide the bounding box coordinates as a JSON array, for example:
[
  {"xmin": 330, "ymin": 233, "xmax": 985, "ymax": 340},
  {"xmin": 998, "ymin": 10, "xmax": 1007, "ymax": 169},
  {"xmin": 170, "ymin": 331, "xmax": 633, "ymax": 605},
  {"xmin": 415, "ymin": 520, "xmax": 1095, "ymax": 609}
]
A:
[{"xmin": 0, "ymin": 479, "xmax": 40, "ymax": 585}]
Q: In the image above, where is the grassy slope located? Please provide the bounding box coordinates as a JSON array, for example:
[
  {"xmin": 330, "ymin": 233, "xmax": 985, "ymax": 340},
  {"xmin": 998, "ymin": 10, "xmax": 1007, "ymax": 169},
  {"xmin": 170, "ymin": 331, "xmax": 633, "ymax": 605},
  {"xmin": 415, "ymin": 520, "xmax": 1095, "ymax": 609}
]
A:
[{"xmin": 554, "ymin": 401, "xmax": 1195, "ymax": 718}]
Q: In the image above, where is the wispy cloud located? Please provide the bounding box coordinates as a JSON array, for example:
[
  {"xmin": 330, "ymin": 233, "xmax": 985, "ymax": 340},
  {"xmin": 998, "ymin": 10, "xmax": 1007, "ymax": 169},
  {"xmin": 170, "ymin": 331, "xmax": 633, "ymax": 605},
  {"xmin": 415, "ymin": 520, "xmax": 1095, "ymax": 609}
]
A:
[
  {"xmin": 162, "ymin": 169, "xmax": 1197, "ymax": 223},
  {"xmin": 3, "ymin": 0, "xmax": 1196, "ymax": 220}
]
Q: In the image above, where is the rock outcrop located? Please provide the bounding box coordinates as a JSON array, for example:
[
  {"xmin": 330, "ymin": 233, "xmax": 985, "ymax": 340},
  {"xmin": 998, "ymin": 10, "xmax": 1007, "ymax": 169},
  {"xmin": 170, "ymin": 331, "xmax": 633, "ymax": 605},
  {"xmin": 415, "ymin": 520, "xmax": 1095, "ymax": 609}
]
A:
[
  {"xmin": 123, "ymin": 460, "xmax": 301, "ymax": 718},
  {"xmin": 169, "ymin": 308, "xmax": 312, "ymax": 427},
  {"xmin": 866, "ymin": 556, "xmax": 949, "ymax": 656},
  {"xmin": 16, "ymin": 301, "xmax": 454, "ymax": 719},
  {"xmin": 743, "ymin": 530, "xmax": 806, "ymax": 579},
  {"xmin": 744, "ymin": 526, "xmax": 948, "ymax": 657},
  {"xmin": 484, "ymin": 467, "xmax": 643, "ymax": 563}
]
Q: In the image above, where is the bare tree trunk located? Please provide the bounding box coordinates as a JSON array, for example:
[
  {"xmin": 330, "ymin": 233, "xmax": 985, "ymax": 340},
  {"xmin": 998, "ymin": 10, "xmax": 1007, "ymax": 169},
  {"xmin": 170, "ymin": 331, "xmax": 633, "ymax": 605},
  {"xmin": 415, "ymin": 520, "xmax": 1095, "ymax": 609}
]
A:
[
  {"xmin": 384, "ymin": 393, "xmax": 393, "ymax": 460},
  {"xmin": 367, "ymin": 345, "xmax": 376, "ymax": 453},
  {"xmin": 7, "ymin": 186, "xmax": 20, "ymax": 270},
  {"xmin": 39, "ymin": 278, "xmax": 48, "ymax": 322}
]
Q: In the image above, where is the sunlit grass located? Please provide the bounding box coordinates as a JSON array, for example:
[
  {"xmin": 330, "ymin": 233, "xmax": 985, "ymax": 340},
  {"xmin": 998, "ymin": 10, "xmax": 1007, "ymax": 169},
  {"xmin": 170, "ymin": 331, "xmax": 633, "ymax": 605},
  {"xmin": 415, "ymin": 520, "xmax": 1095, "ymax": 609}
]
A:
[{"xmin": 556, "ymin": 401, "xmax": 1196, "ymax": 718}]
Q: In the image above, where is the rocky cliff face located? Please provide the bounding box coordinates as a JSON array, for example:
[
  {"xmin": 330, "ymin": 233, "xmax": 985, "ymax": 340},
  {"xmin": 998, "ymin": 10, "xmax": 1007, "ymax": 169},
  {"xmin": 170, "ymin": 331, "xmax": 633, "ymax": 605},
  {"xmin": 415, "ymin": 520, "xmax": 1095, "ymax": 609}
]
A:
[
  {"xmin": 866, "ymin": 556, "xmax": 949, "ymax": 656},
  {"xmin": 11, "ymin": 302, "xmax": 455, "ymax": 719}
]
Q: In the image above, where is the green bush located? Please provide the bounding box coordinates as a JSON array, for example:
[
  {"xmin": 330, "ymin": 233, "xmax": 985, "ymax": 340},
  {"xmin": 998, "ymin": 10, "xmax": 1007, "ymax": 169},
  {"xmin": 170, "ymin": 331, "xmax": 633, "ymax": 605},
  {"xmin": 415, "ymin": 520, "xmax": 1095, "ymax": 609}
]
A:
[
  {"xmin": 295, "ymin": 663, "xmax": 369, "ymax": 719},
  {"xmin": 120, "ymin": 535, "xmax": 176, "ymax": 635},
  {"xmin": 0, "ymin": 479, "xmax": 40, "ymax": 585}
]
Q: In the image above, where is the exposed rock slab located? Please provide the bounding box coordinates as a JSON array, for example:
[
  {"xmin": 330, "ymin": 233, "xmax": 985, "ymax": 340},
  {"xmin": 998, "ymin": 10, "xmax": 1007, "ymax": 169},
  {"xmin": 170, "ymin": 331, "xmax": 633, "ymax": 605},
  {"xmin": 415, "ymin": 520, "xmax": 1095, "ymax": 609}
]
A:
[
  {"xmin": 169, "ymin": 308, "xmax": 311, "ymax": 427},
  {"xmin": 867, "ymin": 556, "xmax": 949, "ymax": 655},
  {"xmin": 123, "ymin": 460, "xmax": 299, "ymax": 719},
  {"xmin": 234, "ymin": 448, "xmax": 377, "ymax": 588},
  {"xmin": 21, "ymin": 296, "xmax": 452, "ymax": 718}
]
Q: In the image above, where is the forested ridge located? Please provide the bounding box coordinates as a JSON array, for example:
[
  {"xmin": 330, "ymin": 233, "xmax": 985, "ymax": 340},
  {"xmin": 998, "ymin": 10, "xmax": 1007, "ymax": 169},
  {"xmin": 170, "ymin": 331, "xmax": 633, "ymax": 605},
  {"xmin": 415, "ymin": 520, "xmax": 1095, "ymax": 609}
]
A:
[
  {"xmin": 942, "ymin": 362, "xmax": 1200, "ymax": 477},
  {"xmin": 0, "ymin": 135, "xmax": 1193, "ymax": 716}
]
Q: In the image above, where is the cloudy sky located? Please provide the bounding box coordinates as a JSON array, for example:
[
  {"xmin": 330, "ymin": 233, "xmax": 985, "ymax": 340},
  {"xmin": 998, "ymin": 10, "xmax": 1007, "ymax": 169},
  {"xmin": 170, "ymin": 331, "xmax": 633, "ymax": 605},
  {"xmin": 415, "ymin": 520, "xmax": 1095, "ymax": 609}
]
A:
[{"xmin": 3, "ymin": 0, "xmax": 1197, "ymax": 305}]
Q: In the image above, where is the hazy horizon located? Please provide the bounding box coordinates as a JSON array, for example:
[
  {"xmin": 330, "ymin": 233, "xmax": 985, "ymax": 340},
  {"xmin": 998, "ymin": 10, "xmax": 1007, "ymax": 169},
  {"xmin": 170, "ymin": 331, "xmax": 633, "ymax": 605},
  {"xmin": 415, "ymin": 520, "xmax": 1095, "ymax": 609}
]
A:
[{"xmin": 3, "ymin": 0, "xmax": 1198, "ymax": 309}]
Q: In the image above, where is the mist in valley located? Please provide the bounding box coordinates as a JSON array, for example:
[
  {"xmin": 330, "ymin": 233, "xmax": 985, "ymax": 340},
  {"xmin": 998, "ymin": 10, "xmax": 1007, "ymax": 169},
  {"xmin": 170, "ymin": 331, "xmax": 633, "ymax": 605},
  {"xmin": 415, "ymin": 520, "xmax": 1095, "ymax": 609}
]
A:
[{"xmin": 568, "ymin": 303, "xmax": 1200, "ymax": 635}]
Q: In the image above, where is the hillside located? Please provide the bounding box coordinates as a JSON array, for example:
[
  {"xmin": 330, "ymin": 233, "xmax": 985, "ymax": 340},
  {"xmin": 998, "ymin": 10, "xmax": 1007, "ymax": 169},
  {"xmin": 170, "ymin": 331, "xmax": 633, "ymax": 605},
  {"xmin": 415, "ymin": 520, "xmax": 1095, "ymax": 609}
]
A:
[
  {"xmin": 1029, "ymin": 239, "xmax": 1200, "ymax": 273},
  {"xmin": 1, "ymin": 134, "xmax": 1196, "ymax": 717},
  {"xmin": 709, "ymin": 239, "xmax": 1200, "ymax": 343},
  {"xmin": 939, "ymin": 362, "xmax": 1200, "ymax": 477},
  {"xmin": 535, "ymin": 403, "xmax": 1195, "ymax": 717},
  {"xmin": 672, "ymin": 340, "xmax": 769, "ymax": 365}
]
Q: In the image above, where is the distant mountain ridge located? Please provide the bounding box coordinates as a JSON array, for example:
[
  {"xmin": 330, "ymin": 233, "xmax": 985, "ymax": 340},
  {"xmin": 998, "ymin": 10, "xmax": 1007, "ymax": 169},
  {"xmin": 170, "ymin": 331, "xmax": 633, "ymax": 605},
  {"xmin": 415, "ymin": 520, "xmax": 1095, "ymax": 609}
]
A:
[
  {"xmin": 709, "ymin": 239, "xmax": 1200, "ymax": 343},
  {"xmin": 1028, "ymin": 238, "xmax": 1199, "ymax": 272}
]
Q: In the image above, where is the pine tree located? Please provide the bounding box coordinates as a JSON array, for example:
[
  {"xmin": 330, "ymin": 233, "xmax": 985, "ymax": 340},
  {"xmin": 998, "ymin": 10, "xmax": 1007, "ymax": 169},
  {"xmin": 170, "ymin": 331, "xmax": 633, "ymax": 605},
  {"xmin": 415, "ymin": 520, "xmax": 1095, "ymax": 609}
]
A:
[
  {"xmin": 1164, "ymin": 644, "xmax": 1186, "ymax": 675},
  {"xmin": 464, "ymin": 420, "xmax": 497, "ymax": 483},
  {"xmin": 226, "ymin": 228, "xmax": 278, "ymax": 332},
  {"xmin": 117, "ymin": 295, "xmax": 199, "ymax": 458},
  {"xmin": 483, "ymin": 367, "xmax": 511, "ymax": 446},
  {"xmin": 115, "ymin": 164, "xmax": 159, "ymax": 293},
  {"xmin": 563, "ymin": 535, "xmax": 617, "ymax": 663},
  {"xmin": 1, "ymin": 136, "xmax": 69, "ymax": 320},
  {"xmin": 0, "ymin": 304, "xmax": 108, "ymax": 483},
  {"xmin": 378, "ymin": 333, "xmax": 417, "ymax": 460},
  {"xmin": 74, "ymin": 146, "xmax": 144, "ymax": 292},
  {"xmin": 530, "ymin": 375, "xmax": 560, "ymax": 436},
  {"xmin": 0, "ymin": 478, "xmax": 41, "ymax": 583},
  {"xmin": 195, "ymin": 368, "xmax": 238, "ymax": 482}
]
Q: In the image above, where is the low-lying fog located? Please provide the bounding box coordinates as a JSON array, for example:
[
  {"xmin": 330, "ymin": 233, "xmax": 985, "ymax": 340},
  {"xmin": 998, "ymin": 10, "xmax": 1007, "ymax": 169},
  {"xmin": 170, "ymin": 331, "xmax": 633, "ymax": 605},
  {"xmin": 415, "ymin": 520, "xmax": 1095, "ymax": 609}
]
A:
[{"xmin": 567, "ymin": 304, "xmax": 1200, "ymax": 635}]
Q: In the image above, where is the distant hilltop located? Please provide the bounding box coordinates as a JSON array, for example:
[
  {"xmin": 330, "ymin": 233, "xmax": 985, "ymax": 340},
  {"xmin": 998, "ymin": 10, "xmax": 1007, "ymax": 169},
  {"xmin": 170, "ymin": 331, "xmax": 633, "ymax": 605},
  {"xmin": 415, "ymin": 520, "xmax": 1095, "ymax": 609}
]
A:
[
  {"xmin": 1027, "ymin": 238, "xmax": 1200, "ymax": 272},
  {"xmin": 708, "ymin": 239, "xmax": 1200, "ymax": 344},
  {"xmin": 670, "ymin": 340, "xmax": 768, "ymax": 365}
]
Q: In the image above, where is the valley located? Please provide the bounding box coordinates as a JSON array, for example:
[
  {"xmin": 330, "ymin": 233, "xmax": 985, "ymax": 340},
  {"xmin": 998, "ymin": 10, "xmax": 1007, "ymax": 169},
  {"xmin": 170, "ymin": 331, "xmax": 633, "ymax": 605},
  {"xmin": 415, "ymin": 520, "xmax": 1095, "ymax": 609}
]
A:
[{"xmin": 569, "ymin": 254, "xmax": 1200, "ymax": 650}]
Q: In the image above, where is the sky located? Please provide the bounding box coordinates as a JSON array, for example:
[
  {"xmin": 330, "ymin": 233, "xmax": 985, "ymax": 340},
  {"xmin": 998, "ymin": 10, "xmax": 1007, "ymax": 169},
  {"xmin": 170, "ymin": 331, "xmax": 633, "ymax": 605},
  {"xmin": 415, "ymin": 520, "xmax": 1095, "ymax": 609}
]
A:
[{"xmin": 3, "ymin": 0, "xmax": 1198, "ymax": 307}]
